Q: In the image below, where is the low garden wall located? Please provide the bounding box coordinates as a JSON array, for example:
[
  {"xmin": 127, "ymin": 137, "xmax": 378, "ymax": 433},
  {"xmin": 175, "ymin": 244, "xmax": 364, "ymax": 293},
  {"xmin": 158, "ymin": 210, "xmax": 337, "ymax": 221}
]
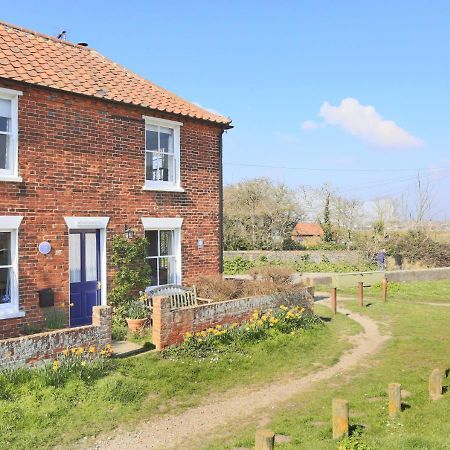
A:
[
  {"xmin": 152, "ymin": 287, "xmax": 314, "ymax": 350},
  {"xmin": 0, "ymin": 305, "xmax": 112, "ymax": 369}
]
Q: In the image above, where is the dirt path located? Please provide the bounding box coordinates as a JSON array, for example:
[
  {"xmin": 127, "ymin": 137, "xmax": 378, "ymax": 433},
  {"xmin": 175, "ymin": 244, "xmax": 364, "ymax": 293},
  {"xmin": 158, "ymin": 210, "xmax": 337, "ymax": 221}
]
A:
[{"xmin": 87, "ymin": 298, "xmax": 390, "ymax": 450}]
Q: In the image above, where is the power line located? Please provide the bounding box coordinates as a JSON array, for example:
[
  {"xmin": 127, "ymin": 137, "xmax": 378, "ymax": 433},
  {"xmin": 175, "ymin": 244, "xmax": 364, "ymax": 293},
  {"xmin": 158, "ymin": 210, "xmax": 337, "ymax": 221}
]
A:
[{"xmin": 224, "ymin": 162, "xmax": 450, "ymax": 173}]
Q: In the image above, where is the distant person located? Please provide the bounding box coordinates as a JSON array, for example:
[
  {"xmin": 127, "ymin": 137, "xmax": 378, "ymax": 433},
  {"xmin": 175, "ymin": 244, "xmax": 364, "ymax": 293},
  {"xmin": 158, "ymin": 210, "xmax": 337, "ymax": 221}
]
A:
[
  {"xmin": 376, "ymin": 249, "xmax": 387, "ymax": 271},
  {"xmin": 394, "ymin": 253, "xmax": 403, "ymax": 270}
]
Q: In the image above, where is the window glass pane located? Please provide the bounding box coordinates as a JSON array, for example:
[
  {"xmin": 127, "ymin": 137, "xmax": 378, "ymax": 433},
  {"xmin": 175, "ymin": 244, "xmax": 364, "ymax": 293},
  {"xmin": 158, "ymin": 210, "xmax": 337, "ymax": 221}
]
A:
[
  {"xmin": 159, "ymin": 127, "xmax": 173, "ymax": 153},
  {"xmin": 0, "ymin": 99, "xmax": 11, "ymax": 121},
  {"xmin": 160, "ymin": 230, "xmax": 173, "ymax": 256},
  {"xmin": 145, "ymin": 151, "xmax": 156, "ymax": 181},
  {"xmin": 145, "ymin": 230, "xmax": 159, "ymax": 257},
  {"xmin": 147, "ymin": 258, "xmax": 158, "ymax": 286},
  {"xmin": 0, "ymin": 267, "xmax": 12, "ymax": 304},
  {"xmin": 0, "ymin": 117, "xmax": 10, "ymax": 133},
  {"xmin": 146, "ymin": 128, "xmax": 158, "ymax": 151},
  {"xmin": 162, "ymin": 154, "xmax": 174, "ymax": 182},
  {"xmin": 159, "ymin": 257, "xmax": 169, "ymax": 285},
  {"xmin": 0, "ymin": 134, "xmax": 7, "ymax": 170},
  {"xmin": 85, "ymin": 233, "xmax": 98, "ymax": 282},
  {"xmin": 69, "ymin": 234, "xmax": 81, "ymax": 283},
  {"xmin": 0, "ymin": 232, "xmax": 11, "ymax": 266}
]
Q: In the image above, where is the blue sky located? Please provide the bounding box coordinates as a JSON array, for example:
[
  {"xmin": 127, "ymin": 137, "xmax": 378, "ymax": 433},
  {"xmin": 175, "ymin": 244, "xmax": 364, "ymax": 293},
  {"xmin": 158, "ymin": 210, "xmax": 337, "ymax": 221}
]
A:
[{"xmin": 3, "ymin": 1, "xmax": 450, "ymax": 218}]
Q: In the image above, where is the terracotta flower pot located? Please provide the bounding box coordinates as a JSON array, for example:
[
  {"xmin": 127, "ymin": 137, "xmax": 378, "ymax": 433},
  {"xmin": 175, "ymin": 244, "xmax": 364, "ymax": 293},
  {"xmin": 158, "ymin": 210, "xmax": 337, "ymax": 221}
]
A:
[{"xmin": 126, "ymin": 318, "xmax": 147, "ymax": 332}]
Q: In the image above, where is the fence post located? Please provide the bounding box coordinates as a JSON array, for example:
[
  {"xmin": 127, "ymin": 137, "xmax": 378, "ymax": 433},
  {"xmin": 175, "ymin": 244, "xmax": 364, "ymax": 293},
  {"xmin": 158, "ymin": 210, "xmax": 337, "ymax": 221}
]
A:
[
  {"xmin": 429, "ymin": 368, "xmax": 444, "ymax": 400},
  {"xmin": 381, "ymin": 278, "xmax": 388, "ymax": 302},
  {"xmin": 255, "ymin": 429, "xmax": 275, "ymax": 450},
  {"xmin": 388, "ymin": 383, "xmax": 401, "ymax": 418},
  {"xmin": 331, "ymin": 287, "xmax": 337, "ymax": 314},
  {"xmin": 332, "ymin": 398, "xmax": 349, "ymax": 439},
  {"xmin": 358, "ymin": 282, "xmax": 364, "ymax": 307}
]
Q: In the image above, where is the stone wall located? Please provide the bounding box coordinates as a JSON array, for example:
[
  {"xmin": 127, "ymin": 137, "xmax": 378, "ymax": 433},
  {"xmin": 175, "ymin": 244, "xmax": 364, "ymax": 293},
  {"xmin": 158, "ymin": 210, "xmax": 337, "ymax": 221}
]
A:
[
  {"xmin": 224, "ymin": 250, "xmax": 361, "ymax": 264},
  {"xmin": 0, "ymin": 305, "xmax": 111, "ymax": 369},
  {"xmin": 152, "ymin": 288, "xmax": 314, "ymax": 350}
]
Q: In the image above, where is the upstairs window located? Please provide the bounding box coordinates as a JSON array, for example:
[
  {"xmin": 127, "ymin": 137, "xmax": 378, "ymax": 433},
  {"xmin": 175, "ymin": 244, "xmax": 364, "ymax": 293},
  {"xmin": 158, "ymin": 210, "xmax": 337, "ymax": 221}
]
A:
[
  {"xmin": 0, "ymin": 88, "xmax": 21, "ymax": 181},
  {"xmin": 143, "ymin": 116, "xmax": 182, "ymax": 192}
]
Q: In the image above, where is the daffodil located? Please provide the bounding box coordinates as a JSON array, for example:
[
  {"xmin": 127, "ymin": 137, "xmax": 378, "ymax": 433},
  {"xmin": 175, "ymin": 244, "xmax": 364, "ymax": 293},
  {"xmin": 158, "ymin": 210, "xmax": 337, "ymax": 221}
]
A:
[{"xmin": 52, "ymin": 360, "xmax": 59, "ymax": 371}]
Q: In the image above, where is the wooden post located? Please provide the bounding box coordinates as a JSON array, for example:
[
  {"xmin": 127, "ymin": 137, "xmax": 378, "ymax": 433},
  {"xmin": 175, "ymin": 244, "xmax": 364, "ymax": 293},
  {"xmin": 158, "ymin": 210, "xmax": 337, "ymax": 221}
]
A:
[
  {"xmin": 358, "ymin": 281, "xmax": 364, "ymax": 307},
  {"xmin": 381, "ymin": 278, "xmax": 388, "ymax": 302},
  {"xmin": 331, "ymin": 287, "xmax": 337, "ymax": 314},
  {"xmin": 388, "ymin": 383, "xmax": 401, "ymax": 418},
  {"xmin": 332, "ymin": 398, "xmax": 349, "ymax": 439},
  {"xmin": 255, "ymin": 429, "xmax": 275, "ymax": 450},
  {"xmin": 429, "ymin": 368, "xmax": 444, "ymax": 400}
]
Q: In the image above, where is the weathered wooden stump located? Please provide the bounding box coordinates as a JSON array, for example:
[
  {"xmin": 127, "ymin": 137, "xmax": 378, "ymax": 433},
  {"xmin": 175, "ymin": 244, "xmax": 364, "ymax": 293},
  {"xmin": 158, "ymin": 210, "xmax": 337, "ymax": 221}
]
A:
[
  {"xmin": 388, "ymin": 383, "xmax": 401, "ymax": 418},
  {"xmin": 429, "ymin": 368, "xmax": 444, "ymax": 400},
  {"xmin": 332, "ymin": 398, "xmax": 349, "ymax": 439},
  {"xmin": 381, "ymin": 278, "xmax": 388, "ymax": 302},
  {"xmin": 255, "ymin": 429, "xmax": 275, "ymax": 450},
  {"xmin": 358, "ymin": 281, "xmax": 364, "ymax": 307},
  {"xmin": 331, "ymin": 287, "xmax": 337, "ymax": 314}
]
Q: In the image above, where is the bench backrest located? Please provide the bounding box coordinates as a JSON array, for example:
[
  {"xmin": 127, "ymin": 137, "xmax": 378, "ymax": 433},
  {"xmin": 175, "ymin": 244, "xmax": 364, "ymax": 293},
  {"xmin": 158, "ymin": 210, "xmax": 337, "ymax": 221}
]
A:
[{"xmin": 145, "ymin": 285, "xmax": 198, "ymax": 309}]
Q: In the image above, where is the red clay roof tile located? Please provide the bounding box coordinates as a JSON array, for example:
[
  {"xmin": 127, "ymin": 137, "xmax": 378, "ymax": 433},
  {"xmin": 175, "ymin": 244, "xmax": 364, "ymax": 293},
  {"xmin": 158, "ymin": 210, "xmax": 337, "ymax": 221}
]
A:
[{"xmin": 0, "ymin": 21, "xmax": 231, "ymax": 126}]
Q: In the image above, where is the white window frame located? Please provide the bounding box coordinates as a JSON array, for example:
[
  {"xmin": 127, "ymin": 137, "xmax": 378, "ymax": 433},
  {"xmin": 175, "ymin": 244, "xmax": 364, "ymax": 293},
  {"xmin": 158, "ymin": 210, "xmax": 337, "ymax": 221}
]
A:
[
  {"xmin": 0, "ymin": 216, "xmax": 24, "ymax": 319},
  {"xmin": 142, "ymin": 116, "xmax": 184, "ymax": 192},
  {"xmin": 141, "ymin": 217, "xmax": 183, "ymax": 286},
  {"xmin": 0, "ymin": 87, "xmax": 22, "ymax": 182}
]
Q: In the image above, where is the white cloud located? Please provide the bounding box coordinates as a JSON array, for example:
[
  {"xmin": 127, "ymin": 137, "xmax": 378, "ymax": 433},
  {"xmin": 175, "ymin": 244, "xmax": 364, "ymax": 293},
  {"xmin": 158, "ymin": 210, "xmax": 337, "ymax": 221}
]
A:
[
  {"xmin": 318, "ymin": 97, "xmax": 424, "ymax": 149},
  {"xmin": 301, "ymin": 119, "xmax": 319, "ymax": 130}
]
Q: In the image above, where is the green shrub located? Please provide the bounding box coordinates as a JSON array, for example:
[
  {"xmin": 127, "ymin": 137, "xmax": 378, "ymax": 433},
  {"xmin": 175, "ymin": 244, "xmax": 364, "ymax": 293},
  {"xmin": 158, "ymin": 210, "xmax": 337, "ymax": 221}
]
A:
[
  {"xmin": 223, "ymin": 256, "xmax": 255, "ymax": 274},
  {"xmin": 44, "ymin": 308, "xmax": 67, "ymax": 330},
  {"xmin": 111, "ymin": 322, "xmax": 128, "ymax": 341},
  {"xmin": 108, "ymin": 235, "xmax": 152, "ymax": 325},
  {"xmin": 126, "ymin": 299, "xmax": 150, "ymax": 320}
]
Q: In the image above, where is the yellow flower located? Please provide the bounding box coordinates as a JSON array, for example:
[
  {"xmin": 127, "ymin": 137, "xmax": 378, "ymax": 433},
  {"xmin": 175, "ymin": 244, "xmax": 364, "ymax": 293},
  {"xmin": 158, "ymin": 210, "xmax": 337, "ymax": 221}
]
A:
[
  {"xmin": 185, "ymin": 332, "xmax": 193, "ymax": 339},
  {"xmin": 52, "ymin": 360, "xmax": 59, "ymax": 371},
  {"xmin": 231, "ymin": 323, "xmax": 238, "ymax": 328},
  {"xmin": 76, "ymin": 347, "xmax": 84, "ymax": 355},
  {"xmin": 280, "ymin": 305, "xmax": 288, "ymax": 310},
  {"xmin": 71, "ymin": 348, "xmax": 77, "ymax": 354},
  {"xmin": 62, "ymin": 348, "xmax": 69, "ymax": 356},
  {"xmin": 215, "ymin": 324, "xmax": 222, "ymax": 330},
  {"xmin": 88, "ymin": 346, "xmax": 96, "ymax": 354}
]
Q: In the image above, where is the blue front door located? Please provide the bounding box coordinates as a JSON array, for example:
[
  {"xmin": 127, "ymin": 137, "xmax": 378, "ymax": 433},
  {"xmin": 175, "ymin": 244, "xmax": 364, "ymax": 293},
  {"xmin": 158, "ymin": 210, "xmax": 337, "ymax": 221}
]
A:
[{"xmin": 69, "ymin": 230, "xmax": 101, "ymax": 327}]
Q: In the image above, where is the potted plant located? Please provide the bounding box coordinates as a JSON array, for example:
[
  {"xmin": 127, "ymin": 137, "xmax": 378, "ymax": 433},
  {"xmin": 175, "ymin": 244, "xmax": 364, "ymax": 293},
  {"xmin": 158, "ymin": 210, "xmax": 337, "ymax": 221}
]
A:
[{"xmin": 125, "ymin": 299, "xmax": 150, "ymax": 332}]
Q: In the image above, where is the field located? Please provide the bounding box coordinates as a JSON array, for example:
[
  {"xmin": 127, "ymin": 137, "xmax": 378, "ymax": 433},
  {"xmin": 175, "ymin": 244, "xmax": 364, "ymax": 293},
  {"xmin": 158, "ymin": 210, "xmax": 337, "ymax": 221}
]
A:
[{"xmin": 202, "ymin": 280, "xmax": 450, "ymax": 449}]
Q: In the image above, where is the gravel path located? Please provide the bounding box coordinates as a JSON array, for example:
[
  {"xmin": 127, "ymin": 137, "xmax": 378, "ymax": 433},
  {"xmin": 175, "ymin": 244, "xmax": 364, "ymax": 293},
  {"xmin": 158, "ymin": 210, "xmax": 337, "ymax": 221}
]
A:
[{"xmin": 86, "ymin": 297, "xmax": 390, "ymax": 450}]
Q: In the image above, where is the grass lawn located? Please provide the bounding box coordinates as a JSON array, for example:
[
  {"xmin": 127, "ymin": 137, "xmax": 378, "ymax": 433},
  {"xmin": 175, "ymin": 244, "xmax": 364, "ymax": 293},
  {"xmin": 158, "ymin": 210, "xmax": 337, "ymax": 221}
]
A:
[
  {"xmin": 202, "ymin": 280, "xmax": 450, "ymax": 449},
  {"xmin": 0, "ymin": 305, "xmax": 360, "ymax": 450},
  {"xmin": 320, "ymin": 279, "xmax": 450, "ymax": 304}
]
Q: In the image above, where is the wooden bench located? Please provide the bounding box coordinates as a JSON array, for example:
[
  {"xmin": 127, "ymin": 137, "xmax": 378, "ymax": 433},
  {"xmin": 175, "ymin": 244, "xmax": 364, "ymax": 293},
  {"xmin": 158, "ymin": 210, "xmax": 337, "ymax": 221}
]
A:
[{"xmin": 144, "ymin": 285, "xmax": 213, "ymax": 310}]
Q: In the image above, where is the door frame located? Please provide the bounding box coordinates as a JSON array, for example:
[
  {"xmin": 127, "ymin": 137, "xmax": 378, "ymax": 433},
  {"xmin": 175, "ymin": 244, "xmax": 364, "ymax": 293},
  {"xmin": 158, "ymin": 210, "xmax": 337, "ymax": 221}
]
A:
[{"xmin": 64, "ymin": 217, "xmax": 109, "ymax": 310}]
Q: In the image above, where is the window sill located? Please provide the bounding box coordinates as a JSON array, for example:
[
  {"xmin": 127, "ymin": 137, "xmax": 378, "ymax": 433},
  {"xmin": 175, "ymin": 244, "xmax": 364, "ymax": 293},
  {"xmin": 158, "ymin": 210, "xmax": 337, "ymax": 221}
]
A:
[
  {"xmin": 0, "ymin": 175, "xmax": 23, "ymax": 183},
  {"xmin": 0, "ymin": 309, "xmax": 25, "ymax": 320},
  {"xmin": 142, "ymin": 184, "xmax": 185, "ymax": 193}
]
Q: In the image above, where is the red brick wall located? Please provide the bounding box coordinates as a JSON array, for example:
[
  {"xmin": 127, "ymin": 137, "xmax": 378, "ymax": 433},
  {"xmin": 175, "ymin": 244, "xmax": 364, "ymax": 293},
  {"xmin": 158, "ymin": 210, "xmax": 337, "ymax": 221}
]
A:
[
  {"xmin": 152, "ymin": 289, "xmax": 315, "ymax": 350},
  {"xmin": 0, "ymin": 79, "xmax": 224, "ymax": 339}
]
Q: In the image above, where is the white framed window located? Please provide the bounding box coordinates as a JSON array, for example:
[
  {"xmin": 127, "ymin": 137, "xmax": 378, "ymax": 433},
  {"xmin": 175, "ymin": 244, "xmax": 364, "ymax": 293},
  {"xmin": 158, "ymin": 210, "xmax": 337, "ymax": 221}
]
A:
[
  {"xmin": 0, "ymin": 87, "xmax": 22, "ymax": 182},
  {"xmin": 142, "ymin": 218, "xmax": 182, "ymax": 286},
  {"xmin": 0, "ymin": 216, "xmax": 24, "ymax": 319},
  {"xmin": 143, "ymin": 116, "xmax": 183, "ymax": 192}
]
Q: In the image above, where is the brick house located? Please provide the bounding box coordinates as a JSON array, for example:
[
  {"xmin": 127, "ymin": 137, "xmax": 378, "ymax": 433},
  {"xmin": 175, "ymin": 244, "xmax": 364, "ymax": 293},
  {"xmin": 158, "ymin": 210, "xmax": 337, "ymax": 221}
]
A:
[
  {"xmin": 0, "ymin": 21, "xmax": 231, "ymax": 338},
  {"xmin": 291, "ymin": 223, "xmax": 324, "ymax": 245}
]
